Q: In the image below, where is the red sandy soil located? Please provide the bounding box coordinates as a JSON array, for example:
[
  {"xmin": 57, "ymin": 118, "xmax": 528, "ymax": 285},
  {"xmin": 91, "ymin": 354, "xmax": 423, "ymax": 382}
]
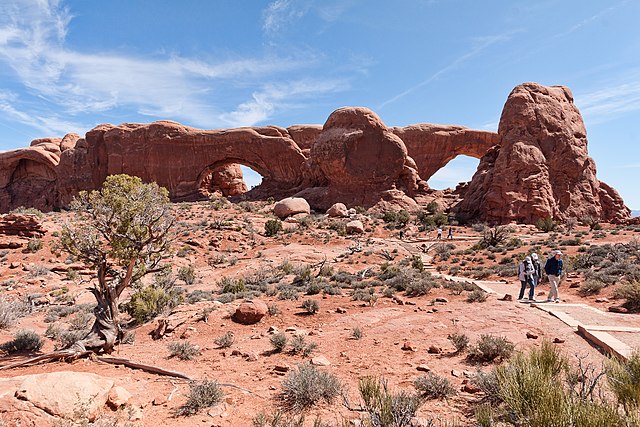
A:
[{"xmin": 1, "ymin": 202, "xmax": 638, "ymax": 426}]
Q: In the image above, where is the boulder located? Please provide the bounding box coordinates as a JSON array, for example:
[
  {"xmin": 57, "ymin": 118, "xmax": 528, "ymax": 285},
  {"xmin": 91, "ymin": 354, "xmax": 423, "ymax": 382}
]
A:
[
  {"xmin": 232, "ymin": 299, "xmax": 269, "ymax": 325},
  {"xmin": 0, "ymin": 214, "xmax": 45, "ymax": 238},
  {"xmin": 14, "ymin": 371, "xmax": 115, "ymax": 421},
  {"xmin": 326, "ymin": 203, "xmax": 349, "ymax": 217},
  {"xmin": 346, "ymin": 220, "xmax": 364, "ymax": 234},
  {"xmin": 273, "ymin": 197, "xmax": 310, "ymax": 219}
]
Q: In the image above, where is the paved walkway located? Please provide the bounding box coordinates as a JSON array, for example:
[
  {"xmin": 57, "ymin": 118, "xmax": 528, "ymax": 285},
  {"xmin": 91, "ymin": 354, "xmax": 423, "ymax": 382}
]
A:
[{"xmin": 397, "ymin": 239, "xmax": 639, "ymax": 361}]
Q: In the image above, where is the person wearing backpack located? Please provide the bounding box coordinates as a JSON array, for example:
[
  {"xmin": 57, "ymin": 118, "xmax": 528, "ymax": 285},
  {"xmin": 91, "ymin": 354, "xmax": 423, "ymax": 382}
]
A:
[
  {"xmin": 531, "ymin": 253, "xmax": 542, "ymax": 286},
  {"xmin": 518, "ymin": 256, "xmax": 535, "ymax": 301},
  {"xmin": 544, "ymin": 250, "xmax": 563, "ymax": 303}
]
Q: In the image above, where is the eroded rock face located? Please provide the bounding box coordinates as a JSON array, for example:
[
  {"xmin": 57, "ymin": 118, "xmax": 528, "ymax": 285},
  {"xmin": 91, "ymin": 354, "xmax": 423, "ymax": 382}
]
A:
[
  {"xmin": 0, "ymin": 83, "xmax": 630, "ymax": 224},
  {"xmin": 454, "ymin": 83, "xmax": 629, "ymax": 223}
]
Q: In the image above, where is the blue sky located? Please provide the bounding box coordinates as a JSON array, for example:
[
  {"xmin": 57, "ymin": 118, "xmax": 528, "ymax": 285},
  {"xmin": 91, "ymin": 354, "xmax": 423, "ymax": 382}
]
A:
[{"xmin": 0, "ymin": 1, "xmax": 639, "ymax": 209}]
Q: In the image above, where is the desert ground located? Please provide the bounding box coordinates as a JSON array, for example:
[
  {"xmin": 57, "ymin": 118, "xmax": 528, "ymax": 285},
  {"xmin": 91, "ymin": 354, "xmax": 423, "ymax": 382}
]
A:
[{"xmin": 0, "ymin": 199, "xmax": 639, "ymax": 426}]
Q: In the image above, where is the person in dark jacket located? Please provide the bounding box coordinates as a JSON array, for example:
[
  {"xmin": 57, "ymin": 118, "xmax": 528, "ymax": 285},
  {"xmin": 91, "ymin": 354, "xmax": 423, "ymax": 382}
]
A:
[
  {"xmin": 544, "ymin": 250, "xmax": 563, "ymax": 303},
  {"xmin": 518, "ymin": 256, "xmax": 535, "ymax": 301}
]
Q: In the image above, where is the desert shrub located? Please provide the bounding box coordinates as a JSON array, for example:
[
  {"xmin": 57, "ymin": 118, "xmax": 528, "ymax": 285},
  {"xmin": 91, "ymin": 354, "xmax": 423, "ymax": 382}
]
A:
[
  {"xmin": 535, "ymin": 217, "xmax": 557, "ymax": 232},
  {"xmin": 219, "ymin": 276, "xmax": 246, "ymax": 294},
  {"xmin": 279, "ymin": 363, "xmax": 341, "ymax": 410},
  {"xmin": 448, "ymin": 332, "xmax": 469, "ymax": 353},
  {"xmin": 167, "ymin": 340, "xmax": 200, "ymax": 360},
  {"xmin": 176, "ymin": 380, "xmax": 223, "ymax": 416},
  {"xmin": 27, "ymin": 237, "xmax": 43, "ymax": 252},
  {"xmin": 472, "ymin": 369, "xmax": 501, "ymax": 403},
  {"xmin": 479, "ymin": 225, "xmax": 512, "ymax": 248},
  {"xmin": 404, "ymin": 277, "xmax": 435, "ymax": 297},
  {"xmin": 578, "ymin": 279, "xmax": 606, "ymax": 297},
  {"xmin": 467, "ymin": 289, "xmax": 488, "ymax": 303},
  {"xmin": 265, "ymin": 218, "xmax": 283, "ymax": 236},
  {"xmin": 0, "ymin": 330, "xmax": 44, "ymax": 354},
  {"xmin": 444, "ymin": 281, "xmax": 464, "ymax": 295},
  {"xmin": 582, "ymin": 215, "xmax": 602, "ymax": 231},
  {"xmin": 252, "ymin": 411, "xmax": 329, "ymax": 427},
  {"xmin": 352, "ymin": 288, "xmax": 376, "ymax": 302},
  {"xmin": 10, "ymin": 206, "xmax": 43, "ymax": 218},
  {"xmin": 410, "ymin": 255, "xmax": 424, "ymax": 271},
  {"xmin": 187, "ymin": 289, "xmax": 214, "ymax": 304},
  {"xmin": 302, "ymin": 299, "xmax": 319, "ymax": 314},
  {"xmin": 613, "ymin": 280, "xmax": 640, "ymax": 312},
  {"xmin": 0, "ymin": 297, "xmax": 29, "ymax": 330},
  {"xmin": 214, "ymin": 331, "xmax": 235, "ymax": 349},
  {"xmin": 278, "ymin": 287, "xmax": 299, "ymax": 301},
  {"xmin": 351, "ymin": 327, "xmax": 363, "ymax": 340},
  {"xmin": 414, "ymin": 373, "xmax": 456, "ymax": 399},
  {"xmin": 289, "ymin": 335, "xmax": 317, "ymax": 357},
  {"xmin": 270, "ymin": 332, "xmax": 288, "ymax": 353},
  {"xmin": 27, "ymin": 263, "xmax": 49, "ymax": 278},
  {"xmin": 178, "ymin": 264, "xmax": 196, "ymax": 285},
  {"xmin": 123, "ymin": 285, "xmax": 182, "ymax": 324},
  {"xmin": 358, "ymin": 376, "xmax": 423, "ymax": 426},
  {"xmin": 607, "ymin": 349, "xmax": 640, "ymax": 414},
  {"xmin": 468, "ymin": 334, "xmax": 515, "ymax": 362}
]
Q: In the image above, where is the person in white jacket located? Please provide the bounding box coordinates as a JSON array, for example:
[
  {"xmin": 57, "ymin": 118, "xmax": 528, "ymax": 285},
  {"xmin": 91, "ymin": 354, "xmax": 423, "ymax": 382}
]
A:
[{"xmin": 518, "ymin": 256, "xmax": 535, "ymax": 301}]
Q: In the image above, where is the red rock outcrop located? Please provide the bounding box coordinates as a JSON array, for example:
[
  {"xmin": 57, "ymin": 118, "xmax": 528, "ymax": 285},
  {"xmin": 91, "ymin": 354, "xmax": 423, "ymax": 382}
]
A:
[
  {"xmin": 453, "ymin": 83, "xmax": 629, "ymax": 223},
  {"xmin": 0, "ymin": 214, "xmax": 45, "ymax": 238},
  {"xmin": 0, "ymin": 83, "xmax": 630, "ymax": 224}
]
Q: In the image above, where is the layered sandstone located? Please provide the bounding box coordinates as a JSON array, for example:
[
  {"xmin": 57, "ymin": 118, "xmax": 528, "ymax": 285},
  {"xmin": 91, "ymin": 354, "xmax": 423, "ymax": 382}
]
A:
[{"xmin": 453, "ymin": 83, "xmax": 629, "ymax": 223}]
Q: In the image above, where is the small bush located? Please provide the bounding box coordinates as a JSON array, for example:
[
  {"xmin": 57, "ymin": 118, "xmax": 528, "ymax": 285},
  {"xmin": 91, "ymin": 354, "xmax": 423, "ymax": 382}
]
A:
[
  {"xmin": 467, "ymin": 289, "xmax": 488, "ymax": 303},
  {"xmin": 265, "ymin": 219, "xmax": 283, "ymax": 237},
  {"xmin": 302, "ymin": 299, "xmax": 319, "ymax": 314},
  {"xmin": 220, "ymin": 276, "xmax": 246, "ymax": 294},
  {"xmin": 535, "ymin": 217, "xmax": 557, "ymax": 232},
  {"xmin": 167, "ymin": 341, "xmax": 200, "ymax": 360},
  {"xmin": 351, "ymin": 327, "xmax": 363, "ymax": 340},
  {"xmin": 176, "ymin": 380, "xmax": 223, "ymax": 416},
  {"xmin": 0, "ymin": 297, "xmax": 29, "ymax": 330},
  {"xmin": 0, "ymin": 330, "xmax": 44, "ymax": 354},
  {"xmin": 614, "ymin": 280, "xmax": 640, "ymax": 312},
  {"xmin": 214, "ymin": 331, "xmax": 235, "ymax": 348},
  {"xmin": 358, "ymin": 376, "xmax": 423, "ymax": 426},
  {"xmin": 579, "ymin": 279, "xmax": 606, "ymax": 297},
  {"xmin": 178, "ymin": 265, "xmax": 196, "ymax": 285},
  {"xmin": 448, "ymin": 332, "xmax": 470, "ymax": 353},
  {"xmin": 289, "ymin": 335, "xmax": 317, "ymax": 357},
  {"xmin": 27, "ymin": 237, "xmax": 43, "ymax": 253},
  {"xmin": 270, "ymin": 332, "xmax": 288, "ymax": 353},
  {"xmin": 123, "ymin": 286, "xmax": 182, "ymax": 324},
  {"xmin": 414, "ymin": 372, "xmax": 456, "ymax": 399},
  {"xmin": 607, "ymin": 349, "xmax": 640, "ymax": 413},
  {"xmin": 468, "ymin": 334, "xmax": 515, "ymax": 362},
  {"xmin": 279, "ymin": 363, "xmax": 341, "ymax": 410}
]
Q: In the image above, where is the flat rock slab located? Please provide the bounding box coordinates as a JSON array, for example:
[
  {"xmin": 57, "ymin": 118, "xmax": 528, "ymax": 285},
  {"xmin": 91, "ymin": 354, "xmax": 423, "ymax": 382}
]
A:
[{"xmin": 15, "ymin": 371, "xmax": 115, "ymax": 420}]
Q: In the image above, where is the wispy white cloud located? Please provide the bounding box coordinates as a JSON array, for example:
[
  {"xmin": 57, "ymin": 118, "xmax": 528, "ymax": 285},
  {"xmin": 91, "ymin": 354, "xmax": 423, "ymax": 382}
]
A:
[
  {"xmin": 262, "ymin": 0, "xmax": 352, "ymax": 35},
  {"xmin": 219, "ymin": 79, "xmax": 348, "ymax": 127},
  {"xmin": 554, "ymin": 0, "xmax": 629, "ymax": 39},
  {"xmin": 0, "ymin": 0, "xmax": 349, "ymax": 137},
  {"xmin": 377, "ymin": 32, "xmax": 515, "ymax": 110},
  {"xmin": 576, "ymin": 73, "xmax": 640, "ymax": 123}
]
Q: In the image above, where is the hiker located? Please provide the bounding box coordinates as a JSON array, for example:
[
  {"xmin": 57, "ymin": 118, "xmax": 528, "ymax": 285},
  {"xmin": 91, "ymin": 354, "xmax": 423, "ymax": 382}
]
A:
[
  {"xmin": 518, "ymin": 256, "xmax": 535, "ymax": 301},
  {"xmin": 544, "ymin": 250, "xmax": 563, "ymax": 303},
  {"xmin": 436, "ymin": 227, "xmax": 442, "ymax": 240},
  {"xmin": 530, "ymin": 252, "xmax": 542, "ymax": 287},
  {"xmin": 399, "ymin": 230, "xmax": 404, "ymax": 240},
  {"xmin": 447, "ymin": 227, "xmax": 453, "ymax": 240}
]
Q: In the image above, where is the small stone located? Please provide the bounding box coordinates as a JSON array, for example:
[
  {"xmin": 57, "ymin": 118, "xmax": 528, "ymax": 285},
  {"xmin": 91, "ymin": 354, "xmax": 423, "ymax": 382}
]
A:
[
  {"xmin": 451, "ymin": 369, "xmax": 462, "ymax": 377},
  {"xmin": 152, "ymin": 395, "xmax": 167, "ymax": 406},
  {"xmin": 274, "ymin": 364, "xmax": 290, "ymax": 373},
  {"xmin": 267, "ymin": 326, "xmax": 279, "ymax": 333},
  {"xmin": 595, "ymin": 298, "xmax": 609, "ymax": 303},
  {"xmin": 416, "ymin": 364, "xmax": 431, "ymax": 372},
  {"xmin": 434, "ymin": 297, "xmax": 448, "ymax": 303},
  {"xmin": 336, "ymin": 307, "xmax": 347, "ymax": 314},
  {"xmin": 499, "ymin": 294, "xmax": 513, "ymax": 301},
  {"xmin": 231, "ymin": 349, "xmax": 242, "ymax": 356},
  {"xmin": 243, "ymin": 352, "xmax": 259, "ymax": 362},
  {"xmin": 462, "ymin": 383, "xmax": 481, "ymax": 394},
  {"xmin": 285, "ymin": 326, "xmax": 297, "ymax": 332},
  {"xmin": 311, "ymin": 355, "xmax": 331, "ymax": 366},
  {"xmin": 427, "ymin": 345, "xmax": 442, "ymax": 354},
  {"xmin": 526, "ymin": 331, "xmax": 539, "ymax": 339},
  {"xmin": 608, "ymin": 305, "xmax": 628, "ymax": 313},
  {"xmin": 107, "ymin": 386, "xmax": 132, "ymax": 408},
  {"xmin": 553, "ymin": 337, "xmax": 565, "ymax": 344},
  {"xmin": 402, "ymin": 341, "xmax": 418, "ymax": 352}
]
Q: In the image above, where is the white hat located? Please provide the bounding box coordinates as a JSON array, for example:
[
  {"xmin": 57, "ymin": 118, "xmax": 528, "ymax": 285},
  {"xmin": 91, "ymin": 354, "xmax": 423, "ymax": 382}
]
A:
[
  {"xmin": 525, "ymin": 256, "xmax": 531, "ymax": 262},
  {"xmin": 531, "ymin": 253, "xmax": 538, "ymax": 260},
  {"xmin": 554, "ymin": 250, "xmax": 563, "ymax": 255}
]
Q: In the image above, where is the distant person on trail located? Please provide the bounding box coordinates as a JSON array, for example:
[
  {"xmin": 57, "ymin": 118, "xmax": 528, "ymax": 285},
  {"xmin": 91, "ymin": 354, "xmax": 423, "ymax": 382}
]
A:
[
  {"xmin": 436, "ymin": 227, "xmax": 442, "ymax": 240},
  {"xmin": 399, "ymin": 230, "xmax": 404, "ymax": 240},
  {"xmin": 447, "ymin": 227, "xmax": 453, "ymax": 240},
  {"xmin": 518, "ymin": 256, "xmax": 535, "ymax": 301},
  {"xmin": 530, "ymin": 253, "xmax": 542, "ymax": 287},
  {"xmin": 544, "ymin": 250, "xmax": 563, "ymax": 303}
]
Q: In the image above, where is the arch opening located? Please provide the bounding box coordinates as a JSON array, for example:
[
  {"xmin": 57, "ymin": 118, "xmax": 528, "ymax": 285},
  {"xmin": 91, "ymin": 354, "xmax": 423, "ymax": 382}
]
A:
[
  {"xmin": 196, "ymin": 162, "xmax": 264, "ymax": 199},
  {"xmin": 427, "ymin": 155, "xmax": 480, "ymax": 190}
]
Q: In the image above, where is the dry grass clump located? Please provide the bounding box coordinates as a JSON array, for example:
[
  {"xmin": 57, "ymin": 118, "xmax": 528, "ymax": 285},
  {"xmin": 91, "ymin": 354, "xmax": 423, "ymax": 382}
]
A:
[
  {"xmin": 468, "ymin": 334, "xmax": 515, "ymax": 363},
  {"xmin": 358, "ymin": 376, "xmax": 423, "ymax": 426},
  {"xmin": 279, "ymin": 363, "xmax": 341, "ymax": 410},
  {"xmin": 176, "ymin": 380, "xmax": 223, "ymax": 416},
  {"xmin": 167, "ymin": 340, "xmax": 200, "ymax": 360},
  {"xmin": 0, "ymin": 330, "xmax": 44, "ymax": 354},
  {"xmin": 414, "ymin": 373, "xmax": 456, "ymax": 399}
]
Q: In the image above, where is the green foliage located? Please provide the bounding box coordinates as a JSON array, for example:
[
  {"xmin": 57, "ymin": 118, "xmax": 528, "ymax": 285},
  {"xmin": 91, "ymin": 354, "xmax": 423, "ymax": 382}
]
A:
[
  {"xmin": 214, "ymin": 331, "xmax": 235, "ymax": 348},
  {"xmin": 27, "ymin": 237, "xmax": 43, "ymax": 252},
  {"xmin": 270, "ymin": 332, "xmax": 288, "ymax": 352},
  {"xmin": 219, "ymin": 276, "xmax": 247, "ymax": 294},
  {"xmin": 302, "ymin": 299, "xmax": 319, "ymax": 314},
  {"xmin": 358, "ymin": 376, "xmax": 423, "ymax": 426},
  {"xmin": 426, "ymin": 201, "xmax": 439, "ymax": 214},
  {"xmin": 579, "ymin": 279, "xmax": 606, "ymax": 296},
  {"xmin": 176, "ymin": 380, "xmax": 223, "ymax": 416},
  {"xmin": 265, "ymin": 218, "xmax": 283, "ymax": 236},
  {"xmin": 535, "ymin": 217, "xmax": 557, "ymax": 232},
  {"xmin": 0, "ymin": 330, "xmax": 44, "ymax": 354},
  {"xmin": 178, "ymin": 264, "xmax": 196, "ymax": 285},
  {"xmin": 289, "ymin": 335, "xmax": 317, "ymax": 357},
  {"xmin": 279, "ymin": 363, "xmax": 342, "ymax": 410},
  {"xmin": 10, "ymin": 206, "xmax": 44, "ymax": 217},
  {"xmin": 466, "ymin": 289, "xmax": 488, "ymax": 303},
  {"xmin": 448, "ymin": 332, "xmax": 469, "ymax": 353},
  {"xmin": 123, "ymin": 285, "xmax": 182, "ymax": 324},
  {"xmin": 614, "ymin": 280, "xmax": 640, "ymax": 312},
  {"xmin": 167, "ymin": 340, "xmax": 200, "ymax": 360},
  {"xmin": 468, "ymin": 334, "xmax": 515, "ymax": 362},
  {"xmin": 607, "ymin": 349, "xmax": 640, "ymax": 413},
  {"xmin": 414, "ymin": 373, "xmax": 456, "ymax": 399},
  {"xmin": 410, "ymin": 255, "xmax": 424, "ymax": 272},
  {"xmin": 352, "ymin": 327, "xmax": 363, "ymax": 340}
]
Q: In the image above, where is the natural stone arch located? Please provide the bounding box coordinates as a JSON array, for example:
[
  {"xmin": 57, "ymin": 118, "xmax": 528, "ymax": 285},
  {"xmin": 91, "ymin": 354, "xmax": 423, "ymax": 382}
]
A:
[{"xmin": 427, "ymin": 154, "xmax": 480, "ymax": 190}]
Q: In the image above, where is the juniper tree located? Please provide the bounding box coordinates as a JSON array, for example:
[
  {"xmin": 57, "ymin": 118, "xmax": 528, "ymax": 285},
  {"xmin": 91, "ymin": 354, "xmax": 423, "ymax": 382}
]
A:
[{"xmin": 58, "ymin": 174, "xmax": 173, "ymax": 353}]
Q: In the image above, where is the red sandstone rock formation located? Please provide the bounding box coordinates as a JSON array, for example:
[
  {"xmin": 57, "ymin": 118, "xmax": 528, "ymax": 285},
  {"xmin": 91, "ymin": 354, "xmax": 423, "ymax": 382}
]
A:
[
  {"xmin": 0, "ymin": 214, "xmax": 45, "ymax": 238},
  {"xmin": 453, "ymin": 83, "xmax": 629, "ymax": 223}
]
